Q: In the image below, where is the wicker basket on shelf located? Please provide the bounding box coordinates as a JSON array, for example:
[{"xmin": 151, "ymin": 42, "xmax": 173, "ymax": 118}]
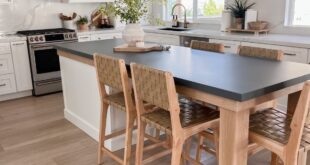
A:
[{"xmin": 248, "ymin": 21, "xmax": 269, "ymax": 30}]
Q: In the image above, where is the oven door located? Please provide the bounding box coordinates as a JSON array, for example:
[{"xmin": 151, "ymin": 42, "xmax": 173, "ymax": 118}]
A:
[{"xmin": 29, "ymin": 44, "xmax": 61, "ymax": 82}]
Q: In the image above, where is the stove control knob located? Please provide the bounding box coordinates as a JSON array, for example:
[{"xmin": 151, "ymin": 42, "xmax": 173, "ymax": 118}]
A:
[
  {"xmin": 35, "ymin": 37, "xmax": 39, "ymax": 41},
  {"xmin": 69, "ymin": 34, "xmax": 72, "ymax": 38},
  {"xmin": 64, "ymin": 34, "xmax": 68, "ymax": 38},
  {"xmin": 73, "ymin": 33, "xmax": 77, "ymax": 38},
  {"xmin": 29, "ymin": 37, "xmax": 34, "ymax": 42},
  {"xmin": 39, "ymin": 36, "xmax": 44, "ymax": 41}
]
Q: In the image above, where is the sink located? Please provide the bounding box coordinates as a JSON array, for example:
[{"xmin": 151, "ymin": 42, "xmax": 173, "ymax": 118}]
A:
[{"xmin": 159, "ymin": 27, "xmax": 191, "ymax": 31}]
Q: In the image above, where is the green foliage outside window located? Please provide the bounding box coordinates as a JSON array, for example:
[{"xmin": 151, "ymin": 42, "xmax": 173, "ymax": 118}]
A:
[{"xmin": 203, "ymin": 0, "xmax": 224, "ymax": 16}]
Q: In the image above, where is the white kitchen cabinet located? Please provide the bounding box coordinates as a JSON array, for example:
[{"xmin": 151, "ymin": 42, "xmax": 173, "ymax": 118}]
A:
[
  {"xmin": 0, "ymin": 74, "xmax": 16, "ymax": 95},
  {"xmin": 0, "ymin": 0, "xmax": 13, "ymax": 5},
  {"xmin": 145, "ymin": 33, "xmax": 180, "ymax": 46},
  {"xmin": 0, "ymin": 54, "xmax": 14, "ymax": 75},
  {"xmin": 241, "ymin": 42, "xmax": 309, "ymax": 64},
  {"xmin": 209, "ymin": 39, "xmax": 241, "ymax": 54},
  {"xmin": 0, "ymin": 43, "xmax": 11, "ymax": 55},
  {"xmin": 90, "ymin": 33, "xmax": 122, "ymax": 41},
  {"xmin": 78, "ymin": 35, "xmax": 91, "ymax": 42},
  {"xmin": 11, "ymin": 41, "xmax": 33, "ymax": 92},
  {"xmin": 62, "ymin": 0, "xmax": 113, "ymax": 3}
]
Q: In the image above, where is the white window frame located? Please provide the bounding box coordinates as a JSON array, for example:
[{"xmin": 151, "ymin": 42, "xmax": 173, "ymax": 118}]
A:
[
  {"xmin": 163, "ymin": 0, "xmax": 223, "ymax": 24},
  {"xmin": 285, "ymin": 0, "xmax": 310, "ymax": 27}
]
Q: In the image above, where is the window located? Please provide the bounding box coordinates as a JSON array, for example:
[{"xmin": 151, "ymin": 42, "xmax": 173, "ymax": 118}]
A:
[
  {"xmin": 286, "ymin": 0, "xmax": 310, "ymax": 26},
  {"xmin": 164, "ymin": 0, "xmax": 225, "ymax": 22}
]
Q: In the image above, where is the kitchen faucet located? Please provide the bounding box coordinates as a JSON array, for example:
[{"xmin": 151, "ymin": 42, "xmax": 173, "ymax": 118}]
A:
[{"xmin": 171, "ymin": 3, "xmax": 189, "ymax": 28}]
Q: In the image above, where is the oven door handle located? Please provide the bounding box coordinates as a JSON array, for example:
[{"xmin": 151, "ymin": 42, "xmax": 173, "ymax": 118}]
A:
[{"xmin": 31, "ymin": 45, "xmax": 54, "ymax": 50}]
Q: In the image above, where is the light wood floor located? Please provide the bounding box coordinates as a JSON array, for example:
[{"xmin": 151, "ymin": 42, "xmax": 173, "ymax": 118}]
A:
[{"xmin": 0, "ymin": 93, "xmax": 308, "ymax": 165}]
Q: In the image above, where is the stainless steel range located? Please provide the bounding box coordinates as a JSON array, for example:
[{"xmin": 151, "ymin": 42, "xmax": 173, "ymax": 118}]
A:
[{"xmin": 18, "ymin": 28, "xmax": 78, "ymax": 96}]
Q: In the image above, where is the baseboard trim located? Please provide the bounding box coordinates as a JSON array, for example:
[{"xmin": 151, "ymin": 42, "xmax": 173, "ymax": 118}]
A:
[
  {"xmin": 0, "ymin": 90, "xmax": 32, "ymax": 102},
  {"xmin": 64, "ymin": 108, "xmax": 114, "ymax": 150}
]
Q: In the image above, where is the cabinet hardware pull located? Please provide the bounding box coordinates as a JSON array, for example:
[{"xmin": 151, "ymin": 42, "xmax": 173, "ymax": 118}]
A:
[
  {"xmin": 284, "ymin": 53, "xmax": 297, "ymax": 56},
  {"xmin": 224, "ymin": 46, "xmax": 231, "ymax": 48},
  {"xmin": 0, "ymin": 64, "xmax": 3, "ymax": 66},
  {"xmin": 79, "ymin": 37, "xmax": 89, "ymax": 39},
  {"xmin": 0, "ymin": 83, "xmax": 6, "ymax": 87},
  {"xmin": 13, "ymin": 43, "xmax": 25, "ymax": 46}
]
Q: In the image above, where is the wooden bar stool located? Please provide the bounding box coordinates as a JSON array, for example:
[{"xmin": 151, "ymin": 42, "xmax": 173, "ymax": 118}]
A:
[
  {"xmin": 249, "ymin": 81, "xmax": 310, "ymax": 165},
  {"xmin": 238, "ymin": 45, "xmax": 284, "ymax": 61},
  {"xmin": 94, "ymin": 54, "xmax": 136, "ymax": 165},
  {"xmin": 190, "ymin": 40, "xmax": 224, "ymax": 53},
  {"xmin": 131, "ymin": 63, "xmax": 220, "ymax": 165},
  {"xmin": 194, "ymin": 46, "xmax": 285, "ymax": 163}
]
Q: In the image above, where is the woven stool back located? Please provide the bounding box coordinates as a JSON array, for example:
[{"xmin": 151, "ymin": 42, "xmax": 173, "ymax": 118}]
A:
[
  {"xmin": 94, "ymin": 54, "xmax": 123, "ymax": 90},
  {"xmin": 190, "ymin": 40, "xmax": 224, "ymax": 53},
  {"xmin": 238, "ymin": 46, "xmax": 283, "ymax": 61},
  {"xmin": 130, "ymin": 64, "xmax": 171, "ymax": 110}
]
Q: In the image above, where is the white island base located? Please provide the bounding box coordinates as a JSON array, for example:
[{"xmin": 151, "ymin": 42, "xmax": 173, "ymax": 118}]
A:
[{"xmin": 60, "ymin": 56, "xmax": 134, "ymax": 151}]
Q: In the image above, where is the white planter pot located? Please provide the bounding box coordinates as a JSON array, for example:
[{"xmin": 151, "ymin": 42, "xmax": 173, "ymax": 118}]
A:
[
  {"xmin": 122, "ymin": 23, "xmax": 145, "ymax": 47},
  {"xmin": 62, "ymin": 20, "xmax": 75, "ymax": 30}
]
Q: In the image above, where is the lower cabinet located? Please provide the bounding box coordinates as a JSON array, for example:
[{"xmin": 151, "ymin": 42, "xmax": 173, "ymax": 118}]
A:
[
  {"xmin": 0, "ymin": 74, "xmax": 17, "ymax": 95},
  {"xmin": 78, "ymin": 35, "xmax": 91, "ymax": 42},
  {"xmin": 209, "ymin": 39, "xmax": 241, "ymax": 54},
  {"xmin": 0, "ymin": 54, "xmax": 14, "ymax": 75},
  {"xmin": 145, "ymin": 33, "xmax": 180, "ymax": 46}
]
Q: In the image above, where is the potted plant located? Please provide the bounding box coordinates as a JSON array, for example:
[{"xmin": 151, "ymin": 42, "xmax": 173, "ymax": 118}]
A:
[
  {"xmin": 113, "ymin": 0, "xmax": 160, "ymax": 47},
  {"xmin": 76, "ymin": 16, "xmax": 89, "ymax": 31},
  {"xmin": 227, "ymin": 0, "xmax": 255, "ymax": 29}
]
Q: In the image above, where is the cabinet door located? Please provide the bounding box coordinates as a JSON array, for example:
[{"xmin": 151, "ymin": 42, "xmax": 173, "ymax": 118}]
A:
[
  {"xmin": 78, "ymin": 35, "xmax": 91, "ymax": 42},
  {"xmin": 0, "ymin": 54, "xmax": 14, "ymax": 74},
  {"xmin": 241, "ymin": 42, "xmax": 308, "ymax": 63},
  {"xmin": 145, "ymin": 33, "xmax": 180, "ymax": 46},
  {"xmin": 0, "ymin": 43, "xmax": 11, "ymax": 55},
  {"xmin": 11, "ymin": 41, "xmax": 33, "ymax": 91},
  {"xmin": 209, "ymin": 39, "xmax": 241, "ymax": 54},
  {"xmin": 0, "ymin": 74, "xmax": 16, "ymax": 95}
]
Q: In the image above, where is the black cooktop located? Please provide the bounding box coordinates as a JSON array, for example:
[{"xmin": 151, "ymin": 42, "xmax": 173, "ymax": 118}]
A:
[{"xmin": 18, "ymin": 28, "xmax": 75, "ymax": 36}]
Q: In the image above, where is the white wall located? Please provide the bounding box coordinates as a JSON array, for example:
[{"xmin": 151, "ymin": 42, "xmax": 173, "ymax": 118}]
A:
[{"xmin": 0, "ymin": 0, "xmax": 101, "ymax": 33}]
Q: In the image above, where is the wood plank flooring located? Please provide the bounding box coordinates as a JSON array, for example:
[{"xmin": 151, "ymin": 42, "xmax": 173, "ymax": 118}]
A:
[{"xmin": 0, "ymin": 93, "xmax": 308, "ymax": 165}]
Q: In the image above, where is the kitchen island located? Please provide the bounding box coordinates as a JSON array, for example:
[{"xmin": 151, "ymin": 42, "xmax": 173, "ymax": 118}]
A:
[{"xmin": 55, "ymin": 39, "xmax": 310, "ymax": 165}]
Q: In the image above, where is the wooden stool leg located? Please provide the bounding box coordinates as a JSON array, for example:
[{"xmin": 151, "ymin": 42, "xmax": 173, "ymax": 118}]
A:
[
  {"xmin": 297, "ymin": 149, "xmax": 307, "ymax": 165},
  {"xmin": 213, "ymin": 128, "xmax": 220, "ymax": 161},
  {"xmin": 123, "ymin": 114, "xmax": 135, "ymax": 165},
  {"xmin": 97, "ymin": 103, "xmax": 109, "ymax": 165},
  {"xmin": 135, "ymin": 121, "xmax": 146, "ymax": 165},
  {"xmin": 271, "ymin": 153, "xmax": 280, "ymax": 165},
  {"xmin": 172, "ymin": 138, "xmax": 185, "ymax": 165},
  {"xmin": 183, "ymin": 138, "xmax": 192, "ymax": 164},
  {"xmin": 196, "ymin": 134, "xmax": 204, "ymax": 162}
]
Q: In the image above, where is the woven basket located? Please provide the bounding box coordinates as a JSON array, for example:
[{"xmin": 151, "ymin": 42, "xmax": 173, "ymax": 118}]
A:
[{"xmin": 248, "ymin": 21, "xmax": 268, "ymax": 30}]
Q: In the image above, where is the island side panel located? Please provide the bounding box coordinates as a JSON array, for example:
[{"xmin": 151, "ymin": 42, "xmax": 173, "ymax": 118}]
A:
[{"xmin": 59, "ymin": 55, "xmax": 130, "ymax": 151}]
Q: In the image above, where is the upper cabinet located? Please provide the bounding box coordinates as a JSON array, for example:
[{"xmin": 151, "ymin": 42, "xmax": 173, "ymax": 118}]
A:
[
  {"xmin": 0, "ymin": 0, "xmax": 13, "ymax": 5},
  {"xmin": 61, "ymin": 0, "xmax": 113, "ymax": 3}
]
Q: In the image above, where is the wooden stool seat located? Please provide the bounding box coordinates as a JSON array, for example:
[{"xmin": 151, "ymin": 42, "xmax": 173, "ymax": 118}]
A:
[
  {"xmin": 141, "ymin": 97, "xmax": 220, "ymax": 134},
  {"xmin": 250, "ymin": 108, "xmax": 310, "ymax": 147},
  {"xmin": 103, "ymin": 92, "xmax": 127, "ymax": 111}
]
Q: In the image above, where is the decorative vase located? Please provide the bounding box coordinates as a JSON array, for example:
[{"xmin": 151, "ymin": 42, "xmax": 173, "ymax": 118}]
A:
[
  {"xmin": 78, "ymin": 24, "xmax": 89, "ymax": 31},
  {"xmin": 235, "ymin": 17, "xmax": 244, "ymax": 29},
  {"xmin": 122, "ymin": 23, "xmax": 145, "ymax": 47}
]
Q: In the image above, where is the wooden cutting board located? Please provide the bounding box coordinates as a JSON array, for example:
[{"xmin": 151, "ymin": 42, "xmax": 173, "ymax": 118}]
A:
[{"xmin": 114, "ymin": 44, "xmax": 169, "ymax": 53}]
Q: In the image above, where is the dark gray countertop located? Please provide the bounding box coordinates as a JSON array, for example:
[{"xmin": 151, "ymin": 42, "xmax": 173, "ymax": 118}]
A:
[{"xmin": 54, "ymin": 39, "xmax": 310, "ymax": 101}]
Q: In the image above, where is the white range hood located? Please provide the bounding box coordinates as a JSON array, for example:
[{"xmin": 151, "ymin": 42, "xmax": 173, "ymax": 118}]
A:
[{"xmin": 62, "ymin": 0, "xmax": 113, "ymax": 3}]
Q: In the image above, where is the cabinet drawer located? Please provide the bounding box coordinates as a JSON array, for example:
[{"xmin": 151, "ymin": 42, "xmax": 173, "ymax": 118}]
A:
[
  {"xmin": 0, "ymin": 54, "xmax": 14, "ymax": 74},
  {"xmin": 91, "ymin": 33, "xmax": 122, "ymax": 41},
  {"xmin": 241, "ymin": 42, "xmax": 308, "ymax": 63},
  {"xmin": 0, "ymin": 74, "xmax": 17, "ymax": 95},
  {"xmin": 0, "ymin": 43, "xmax": 11, "ymax": 55},
  {"xmin": 78, "ymin": 35, "xmax": 91, "ymax": 42},
  {"xmin": 209, "ymin": 39, "xmax": 240, "ymax": 54},
  {"xmin": 145, "ymin": 33, "xmax": 180, "ymax": 46}
]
